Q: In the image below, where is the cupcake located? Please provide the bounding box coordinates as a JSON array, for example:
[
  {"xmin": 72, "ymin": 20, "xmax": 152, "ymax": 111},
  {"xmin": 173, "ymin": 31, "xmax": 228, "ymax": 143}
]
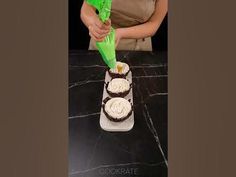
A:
[
  {"xmin": 108, "ymin": 61, "xmax": 130, "ymax": 78},
  {"xmin": 106, "ymin": 78, "xmax": 131, "ymax": 97},
  {"xmin": 103, "ymin": 97, "xmax": 132, "ymax": 122}
]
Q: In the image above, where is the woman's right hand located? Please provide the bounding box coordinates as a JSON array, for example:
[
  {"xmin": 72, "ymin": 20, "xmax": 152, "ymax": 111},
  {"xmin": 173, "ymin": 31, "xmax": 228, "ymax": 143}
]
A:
[
  {"xmin": 81, "ymin": 1, "xmax": 111, "ymax": 42},
  {"xmin": 88, "ymin": 18, "xmax": 111, "ymax": 42}
]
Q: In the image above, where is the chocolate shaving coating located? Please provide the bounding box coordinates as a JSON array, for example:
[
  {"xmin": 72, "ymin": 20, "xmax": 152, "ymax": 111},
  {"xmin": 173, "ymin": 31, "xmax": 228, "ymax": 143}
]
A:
[
  {"xmin": 105, "ymin": 79, "xmax": 132, "ymax": 97},
  {"xmin": 108, "ymin": 69, "xmax": 130, "ymax": 78},
  {"xmin": 102, "ymin": 102, "xmax": 133, "ymax": 122}
]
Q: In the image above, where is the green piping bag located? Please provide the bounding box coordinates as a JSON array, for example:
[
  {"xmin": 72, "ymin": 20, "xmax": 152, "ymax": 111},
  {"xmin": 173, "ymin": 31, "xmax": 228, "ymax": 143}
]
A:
[{"xmin": 86, "ymin": 0, "xmax": 116, "ymax": 68}]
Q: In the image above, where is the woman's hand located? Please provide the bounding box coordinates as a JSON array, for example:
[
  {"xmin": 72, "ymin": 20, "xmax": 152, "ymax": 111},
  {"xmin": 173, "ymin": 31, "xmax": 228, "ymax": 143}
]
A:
[
  {"xmin": 81, "ymin": 1, "xmax": 111, "ymax": 42},
  {"xmin": 88, "ymin": 18, "xmax": 111, "ymax": 42},
  {"xmin": 115, "ymin": 28, "xmax": 124, "ymax": 48}
]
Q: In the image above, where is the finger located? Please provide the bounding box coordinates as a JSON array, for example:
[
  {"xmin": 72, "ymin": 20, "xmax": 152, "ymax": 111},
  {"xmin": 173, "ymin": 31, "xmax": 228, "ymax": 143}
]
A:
[
  {"xmin": 104, "ymin": 19, "xmax": 111, "ymax": 26},
  {"xmin": 93, "ymin": 25, "xmax": 110, "ymax": 36},
  {"xmin": 96, "ymin": 37, "xmax": 105, "ymax": 42},
  {"xmin": 115, "ymin": 38, "xmax": 120, "ymax": 48},
  {"xmin": 95, "ymin": 19, "xmax": 111, "ymax": 31},
  {"xmin": 89, "ymin": 32, "xmax": 100, "ymax": 41},
  {"xmin": 89, "ymin": 25, "xmax": 106, "ymax": 36},
  {"xmin": 90, "ymin": 28, "xmax": 107, "ymax": 39},
  {"xmin": 102, "ymin": 22, "xmax": 111, "ymax": 31},
  {"xmin": 94, "ymin": 27, "xmax": 110, "ymax": 35},
  {"xmin": 89, "ymin": 32, "xmax": 104, "ymax": 42},
  {"xmin": 90, "ymin": 34, "xmax": 104, "ymax": 42},
  {"xmin": 89, "ymin": 26, "xmax": 103, "ymax": 38},
  {"xmin": 94, "ymin": 19, "xmax": 103, "ymax": 29}
]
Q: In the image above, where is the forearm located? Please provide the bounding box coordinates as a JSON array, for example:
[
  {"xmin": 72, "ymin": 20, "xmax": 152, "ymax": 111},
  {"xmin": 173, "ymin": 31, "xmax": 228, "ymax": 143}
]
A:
[
  {"xmin": 80, "ymin": 1, "xmax": 96, "ymax": 28},
  {"xmin": 117, "ymin": 0, "xmax": 168, "ymax": 39},
  {"xmin": 117, "ymin": 22, "xmax": 158, "ymax": 39}
]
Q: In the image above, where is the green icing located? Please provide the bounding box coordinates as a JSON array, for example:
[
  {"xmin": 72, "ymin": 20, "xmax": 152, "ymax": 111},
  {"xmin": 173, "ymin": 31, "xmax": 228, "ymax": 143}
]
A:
[{"xmin": 86, "ymin": 0, "xmax": 116, "ymax": 68}]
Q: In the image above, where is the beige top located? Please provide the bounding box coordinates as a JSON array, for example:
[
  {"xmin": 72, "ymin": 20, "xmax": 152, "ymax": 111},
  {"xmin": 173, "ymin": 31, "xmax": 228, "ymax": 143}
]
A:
[{"xmin": 89, "ymin": 0, "xmax": 156, "ymax": 51}]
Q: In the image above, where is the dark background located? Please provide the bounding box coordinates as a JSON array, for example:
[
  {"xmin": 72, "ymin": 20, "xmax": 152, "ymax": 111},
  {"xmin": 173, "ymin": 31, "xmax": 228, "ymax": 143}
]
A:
[
  {"xmin": 69, "ymin": 0, "xmax": 167, "ymax": 51},
  {"xmin": 2, "ymin": 0, "xmax": 236, "ymax": 177}
]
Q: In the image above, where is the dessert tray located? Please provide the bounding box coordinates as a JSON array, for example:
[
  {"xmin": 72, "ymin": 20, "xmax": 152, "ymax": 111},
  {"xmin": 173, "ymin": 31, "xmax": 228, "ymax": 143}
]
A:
[{"xmin": 99, "ymin": 71, "xmax": 134, "ymax": 132}]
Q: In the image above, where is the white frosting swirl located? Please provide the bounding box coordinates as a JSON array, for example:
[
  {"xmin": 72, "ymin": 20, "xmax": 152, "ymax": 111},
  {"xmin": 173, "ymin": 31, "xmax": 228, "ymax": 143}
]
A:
[
  {"xmin": 109, "ymin": 61, "xmax": 129, "ymax": 75},
  {"xmin": 104, "ymin": 97, "xmax": 131, "ymax": 119},
  {"xmin": 107, "ymin": 78, "xmax": 130, "ymax": 93}
]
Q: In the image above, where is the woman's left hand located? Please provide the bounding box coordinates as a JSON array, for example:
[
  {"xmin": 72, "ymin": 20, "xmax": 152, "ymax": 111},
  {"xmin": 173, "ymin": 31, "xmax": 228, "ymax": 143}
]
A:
[{"xmin": 115, "ymin": 28, "xmax": 124, "ymax": 48}]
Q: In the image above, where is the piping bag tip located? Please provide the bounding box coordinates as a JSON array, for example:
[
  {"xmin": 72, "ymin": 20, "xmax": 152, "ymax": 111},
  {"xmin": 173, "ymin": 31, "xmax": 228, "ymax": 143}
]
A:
[
  {"xmin": 97, "ymin": 46, "xmax": 116, "ymax": 69},
  {"xmin": 96, "ymin": 29, "xmax": 116, "ymax": 69},
  {"xmin": 107, "ymin": 58, "xmax": 116, "ymax": 69}
]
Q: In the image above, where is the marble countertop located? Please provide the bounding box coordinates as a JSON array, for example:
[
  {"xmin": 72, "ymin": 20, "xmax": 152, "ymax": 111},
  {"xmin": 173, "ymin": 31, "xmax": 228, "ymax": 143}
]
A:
[{"xmin": 69, "ymin": 50, "xmax": 168, "ymax": 177}]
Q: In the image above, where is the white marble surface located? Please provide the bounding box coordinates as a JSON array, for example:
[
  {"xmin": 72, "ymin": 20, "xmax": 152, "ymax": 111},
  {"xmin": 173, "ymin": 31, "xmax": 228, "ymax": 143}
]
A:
[{"xmin": 100, "ymin": 71, "xmax": 134, "ymax": 132}]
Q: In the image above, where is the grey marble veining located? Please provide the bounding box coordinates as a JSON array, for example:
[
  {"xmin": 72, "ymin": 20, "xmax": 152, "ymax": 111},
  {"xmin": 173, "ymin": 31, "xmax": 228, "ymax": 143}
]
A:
[
  {"xmin": 69, "ymin": 112, "xmax": 100, "ymax": 119},
  {"xmin": 143, "ymin": 104, "xmax": 168, "ymax": 167},
  {"xmin": 69, "ymin": 79, "xmax": 105, "ymax": 89},
  {"xmin": 69, "ymin": 50, "xmax": 167, "ymax": 177}
]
